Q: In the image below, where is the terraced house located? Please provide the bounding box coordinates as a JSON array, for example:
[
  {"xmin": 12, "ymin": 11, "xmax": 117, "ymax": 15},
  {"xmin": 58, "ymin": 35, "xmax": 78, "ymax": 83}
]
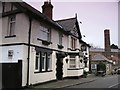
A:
[{"xmin": 0, "ymin": 1, "xmax": 90, "ymax": 88}]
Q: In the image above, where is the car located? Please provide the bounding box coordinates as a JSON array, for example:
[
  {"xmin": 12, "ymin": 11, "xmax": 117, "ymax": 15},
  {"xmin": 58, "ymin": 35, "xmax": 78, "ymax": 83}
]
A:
[
  {"xmin": 111, "ymin": 69, "xmax": 117, "ymax": 75},
  {"xmin": 117, "ymin": 69, "xmax": 120, "ymax": 74},
  {"xmin": 95, "ymin": 71, "xmax": 106, "ymax": 77}
]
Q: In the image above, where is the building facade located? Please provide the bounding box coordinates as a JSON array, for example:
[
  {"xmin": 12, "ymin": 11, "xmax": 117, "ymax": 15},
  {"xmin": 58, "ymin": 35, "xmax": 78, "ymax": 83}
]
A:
[{"xmin": 1, "ymin": 1, "xmax": 90, "ymax": 88}]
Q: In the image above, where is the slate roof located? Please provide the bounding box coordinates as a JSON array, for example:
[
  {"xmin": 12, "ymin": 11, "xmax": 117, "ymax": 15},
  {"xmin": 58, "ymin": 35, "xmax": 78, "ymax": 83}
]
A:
[
  {"xmin": 92, "ymin": 54, "xmax": 112, "ymax": 63},
  {"xmin": 55, "ymin": 17, "xmax": 77, "ymax": 32},
  {"xmin": 90, "ymin": 47, "xmax": 120, "ymax": 53},
  {"xmin": 55, "ymin": 17, "xmax": 82, "ymax": 40}
]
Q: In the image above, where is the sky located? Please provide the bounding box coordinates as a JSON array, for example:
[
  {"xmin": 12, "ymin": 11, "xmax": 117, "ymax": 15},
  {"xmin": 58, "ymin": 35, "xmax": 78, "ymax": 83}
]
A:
[{"xmin": 24, "ymin": 0, "xmax": 119, "ymax": 48}]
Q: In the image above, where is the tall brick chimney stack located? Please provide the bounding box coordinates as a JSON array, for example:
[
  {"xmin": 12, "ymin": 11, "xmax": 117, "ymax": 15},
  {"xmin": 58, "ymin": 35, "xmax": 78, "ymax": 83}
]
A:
[
  {"xmin": 42, "ymin": 0, "xmax": 53, "ymax": 19},
  {"xmin": 104, "ymin": 29, "xmax": 111, "ymax": 58}
]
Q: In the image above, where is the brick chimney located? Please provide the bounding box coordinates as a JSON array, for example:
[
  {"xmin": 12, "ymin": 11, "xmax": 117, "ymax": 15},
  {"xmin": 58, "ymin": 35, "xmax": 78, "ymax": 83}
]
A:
[
  {"xmin": 42, "ymin": 0, "xmax": 53, "ymax": 19},
  {"xmin": 104, "ymin": 29, "xmax": 111, "ymax": 58}
]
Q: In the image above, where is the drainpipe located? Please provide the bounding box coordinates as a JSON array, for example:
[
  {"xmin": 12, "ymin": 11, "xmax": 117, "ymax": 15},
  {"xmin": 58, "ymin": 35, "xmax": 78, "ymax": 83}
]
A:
[{"xmin": 27, "ymin": 17, "xmax": 32, "ymax": 87}]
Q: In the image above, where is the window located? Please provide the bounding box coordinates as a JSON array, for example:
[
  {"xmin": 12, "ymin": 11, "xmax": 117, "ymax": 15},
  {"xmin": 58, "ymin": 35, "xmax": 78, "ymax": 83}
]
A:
[
  {"xmin": 7, "ymin": 15, "xmax": 16, "ymax": 36},
  {"xmin": 2, "ymin": 2, "xmax": 5, "ymax": 13},
  {"xmin": 59, "ymin": 32, "xmax": 63, "ymax": 45},
  {"xmin": 35, "ymin": 50, "xmax": 52, "ymax": 72},
  {"xmin": 91, "ymin": 64, "xmax": 97, "ymax": 69},
  {"xmin": 69, "ymin": 55, "xmax": 76, "ymax": 68},
  {"xmin": 40, "ymin": 25, "xmax": 51, "ymax": 41},
  {"xmin": 47, "ymin": 54, "xmax": 52, "ymax": 70},
  {"xmin": 71, "ymin": 37, "xmax": 76, "ymax": 49},
  {"xmin": 42, "ymin": 52, "xmax": 46, "ymax": 71},
  {"xmin": 8, "ymin": 50, "xmax": 13, "ymax": 59},
  {"xmin": 35, "ymin": 52, "xmax": 40, "ymax": 72}
]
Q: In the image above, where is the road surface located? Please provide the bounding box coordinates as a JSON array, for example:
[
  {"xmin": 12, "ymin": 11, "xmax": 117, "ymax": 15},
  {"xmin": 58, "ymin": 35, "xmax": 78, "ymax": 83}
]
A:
[{"xmin": 67, "ymin": 75, "xmax": 119, "ymax": 88}]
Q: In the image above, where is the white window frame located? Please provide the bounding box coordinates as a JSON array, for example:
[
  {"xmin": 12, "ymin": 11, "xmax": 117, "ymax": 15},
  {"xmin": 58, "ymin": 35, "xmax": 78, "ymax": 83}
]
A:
[
  {"xmin": 40, "ymin": 25, "xmax": 51, "ymax": 41},
  {"xmin": 47, "ymin": 54, "xmax": 52, "ymax": 71},
  {"xmin": 91, "ymin": 64, "xmax": 97, "ymax": 69},
  {"xmin": 59, "ymin": 32, "xmax": 63, "ymax": 45},
  {"xmin": 69, "ymin": 55, "xmax": 76, "ymax": 69},
  {"xmin": 42, "ymin": 52, "xmax": 46, "ymax": 71},
  {"xmin": 8, "ymin": 15, "xmax": 16, "ymax": 36},
  {"xmin": 35, "ymin": 52, "xmax": 40, "ymax": 72},
  {"xmin": 69, "ymin": 58, "xmax": 76, "ymax": 68}
]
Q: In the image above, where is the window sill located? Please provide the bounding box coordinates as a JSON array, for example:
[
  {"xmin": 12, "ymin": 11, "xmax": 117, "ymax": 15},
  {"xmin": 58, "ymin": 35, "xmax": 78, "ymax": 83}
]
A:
[
  {"xmin": 67, "ymin": 68, "xmax": 84, "ymax": 70},
  {"xmin": 5, "ymin": 35, "xmax": 16, "ymax": 38},
  {"xmin": 34, "ymin": 70, "xmax": 53, "ymax": 74},
  {"xmin": 57, "ymin": 44, "xmax": 64, "ymax": 49},
  {"xmin": 37, "ymin": 38, "xmax": 52, "ymax": 46}
]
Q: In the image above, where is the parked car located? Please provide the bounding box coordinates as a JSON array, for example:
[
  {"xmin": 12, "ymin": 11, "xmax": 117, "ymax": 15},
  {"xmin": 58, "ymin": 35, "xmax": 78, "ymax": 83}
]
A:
[
  {"xmin": 111, "ymin": 69, "xmax": 117, "ymax": 75},
  {"xmin": 95, "ymin": 71, "xmax": 106, "ymax": 77},
  {"xmin": 117, "ymin": 69, "xmax": 120, "ymax": 74}
]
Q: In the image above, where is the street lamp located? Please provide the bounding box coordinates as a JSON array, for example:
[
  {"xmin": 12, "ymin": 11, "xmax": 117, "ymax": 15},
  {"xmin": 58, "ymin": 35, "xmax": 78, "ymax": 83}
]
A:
[{"xmin": 81, "ymin": 45, "xmax": 86, "ymax": 51}]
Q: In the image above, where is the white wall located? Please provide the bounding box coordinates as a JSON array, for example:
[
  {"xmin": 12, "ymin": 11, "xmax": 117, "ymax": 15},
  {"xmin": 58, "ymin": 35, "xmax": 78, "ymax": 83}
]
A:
[
  {"xmin": 31, "ymin": 19, "xmax": 68, "ymax": 52},
  {"xmin": 0, "ymin": 45, "xmax": 26, "ymax": 63},
  {"xmin": 2, "ymin": 13, "xmax": 29, "ymax": 44},
  {"xmin": 29, "ymin": 49, "xmax": 57, "ymax": 85},
  {"xmin": 67, "ymin": 69, "xmax": 83, "ymax": 77}
]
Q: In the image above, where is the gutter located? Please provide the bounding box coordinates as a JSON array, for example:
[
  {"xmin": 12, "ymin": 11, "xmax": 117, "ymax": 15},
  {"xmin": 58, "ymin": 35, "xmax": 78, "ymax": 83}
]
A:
[{"xmin": 26, "ymin": 17, "xmax": 32, "ymax": 87}]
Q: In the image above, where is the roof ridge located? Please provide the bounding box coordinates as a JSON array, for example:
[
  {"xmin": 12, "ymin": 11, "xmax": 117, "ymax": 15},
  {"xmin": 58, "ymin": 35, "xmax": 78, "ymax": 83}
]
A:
[{"xmin": 55, "ymin": 17, "xmax": 76, "ymax": 22}]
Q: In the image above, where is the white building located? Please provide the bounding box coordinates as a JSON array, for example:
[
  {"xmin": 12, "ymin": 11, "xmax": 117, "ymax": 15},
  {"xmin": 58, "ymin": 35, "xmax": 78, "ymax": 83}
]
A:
[{"xmin": 0, "ymin": 1, "xmax": 90, "ymax": 88}]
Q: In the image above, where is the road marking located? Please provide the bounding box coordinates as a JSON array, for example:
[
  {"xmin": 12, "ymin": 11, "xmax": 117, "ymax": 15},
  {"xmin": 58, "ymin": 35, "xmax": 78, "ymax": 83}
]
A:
[{"xmin": 108, "ymin": 83, "xmax": 119, "ymax": 88}]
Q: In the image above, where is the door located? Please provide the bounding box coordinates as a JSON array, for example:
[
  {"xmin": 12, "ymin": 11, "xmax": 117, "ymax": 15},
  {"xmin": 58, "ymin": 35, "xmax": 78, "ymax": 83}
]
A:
[
  {"xmin": 2, "ymin": 60, "xmax": 22, "ymax": 89},
  {"xmin": 56, "ymin": 58, "xmax": 63, "ymax": 80},
  {"xmin": 56, "ymin": 52, "xmax": 67, "ymax": 80}
]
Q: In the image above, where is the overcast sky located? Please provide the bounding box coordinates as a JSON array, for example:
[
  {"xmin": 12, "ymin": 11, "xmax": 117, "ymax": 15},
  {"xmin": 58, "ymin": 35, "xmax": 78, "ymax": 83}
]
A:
[{"xmin": 24, "ymin": 0, "xmax": 118, "ymax": 48}]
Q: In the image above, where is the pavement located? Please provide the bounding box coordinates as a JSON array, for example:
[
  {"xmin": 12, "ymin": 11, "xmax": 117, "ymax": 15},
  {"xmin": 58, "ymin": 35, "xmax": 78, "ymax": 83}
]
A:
[{"xmin": 23, "ymin": 74, "xmax": 98, "ymax": 89}]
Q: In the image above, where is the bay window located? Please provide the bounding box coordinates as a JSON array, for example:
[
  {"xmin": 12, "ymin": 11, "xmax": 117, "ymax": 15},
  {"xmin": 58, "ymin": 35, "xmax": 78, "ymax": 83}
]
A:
[{"xmin": 69, "ymin": 55, "xmax": 76, "ymax": 68}]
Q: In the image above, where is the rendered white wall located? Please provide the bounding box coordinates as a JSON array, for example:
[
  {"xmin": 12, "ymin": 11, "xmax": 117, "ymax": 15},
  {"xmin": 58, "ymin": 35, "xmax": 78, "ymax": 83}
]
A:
[
  {"xmin": 29, "ymin": 49, "xmax": 57, "ymax": 85},
  {"xmin": 67, "ymin": 69, "xmax": 83, "ymax": 77},
  {"xmin": 2, "ymin": 13, "xmax": 29, "ymax": 44},
  {"xmin": 0, "ymin": 45, "xmax": 25, "ymax": 63}
]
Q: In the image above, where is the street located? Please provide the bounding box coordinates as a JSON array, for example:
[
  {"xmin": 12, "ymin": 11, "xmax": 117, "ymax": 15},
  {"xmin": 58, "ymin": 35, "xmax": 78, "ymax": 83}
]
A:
[{"xmin": 67, "ymin": 75, "xmax": 119, "ymax": 88}]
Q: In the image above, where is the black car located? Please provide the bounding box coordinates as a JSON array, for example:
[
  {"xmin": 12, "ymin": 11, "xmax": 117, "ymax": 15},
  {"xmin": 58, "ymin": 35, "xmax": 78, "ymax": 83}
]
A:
[{"xmin": 95, "ymin": 71, "xmax": 106, "ymax": 77}]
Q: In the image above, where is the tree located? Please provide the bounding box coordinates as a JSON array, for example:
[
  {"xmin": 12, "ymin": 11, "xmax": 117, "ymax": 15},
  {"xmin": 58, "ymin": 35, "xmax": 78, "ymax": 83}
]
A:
[
  {"xmin": 97, "ymin": 62, "xmax": 106, "ymax": 71},
  {"xmin": 111, "ymin": 44, "xmax": 118, "ymax": 49}
]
